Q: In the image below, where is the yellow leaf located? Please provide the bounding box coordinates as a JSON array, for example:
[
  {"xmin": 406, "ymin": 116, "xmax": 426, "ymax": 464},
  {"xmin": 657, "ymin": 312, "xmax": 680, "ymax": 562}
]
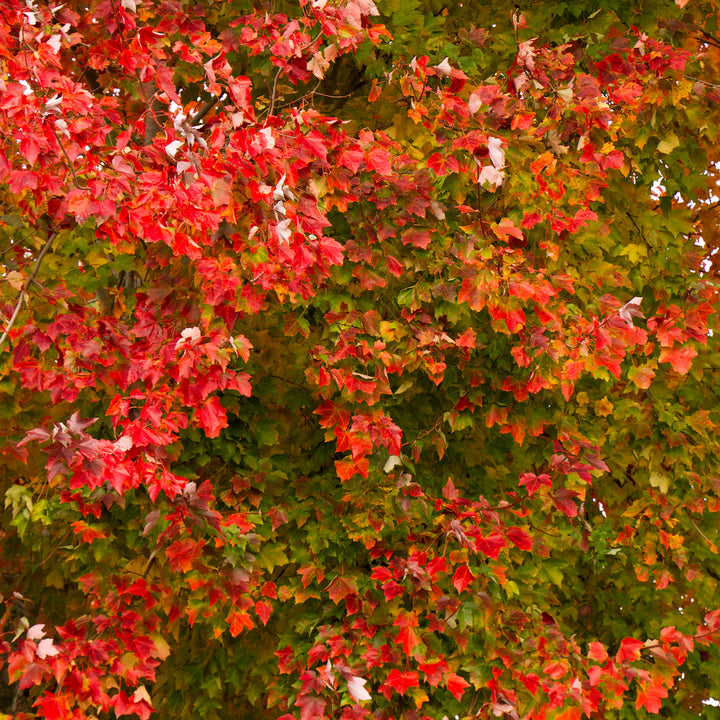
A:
[
  {"xmin": 150, "ymin": 631, "xmax": 171, "ymax": 660},
  {"xmin": 5, "ymin": 270, "xmax": 24, "ymax": 291},
  {"xmin": 594, "ymin": 398, "xmax": 613, "ymax": 417},
  {"xmin": 657, "ymin": 133, "xmax": 679, "ymax": 154},
  {"xmin": 649, "ymin": 471, "xmax": 670, "ymax": 494}
]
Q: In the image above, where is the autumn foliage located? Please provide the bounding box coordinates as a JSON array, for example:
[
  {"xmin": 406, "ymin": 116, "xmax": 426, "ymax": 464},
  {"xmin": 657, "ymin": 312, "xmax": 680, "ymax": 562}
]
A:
[{"xmin": 3, "ymin": 0, "xmax": 720, "ymax": 718}]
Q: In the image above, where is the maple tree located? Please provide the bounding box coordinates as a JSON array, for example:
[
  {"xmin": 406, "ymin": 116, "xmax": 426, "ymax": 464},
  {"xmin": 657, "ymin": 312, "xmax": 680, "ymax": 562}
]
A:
[{"xmin": 3, "ymin": 0, "xmax": 720, "ymax": 718}]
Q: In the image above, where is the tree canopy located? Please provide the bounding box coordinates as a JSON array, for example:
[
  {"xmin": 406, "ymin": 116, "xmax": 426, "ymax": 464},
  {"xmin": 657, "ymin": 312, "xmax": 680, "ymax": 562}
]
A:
[{"xmin": 2, "ymin": 0, "xmax": 720, "ymax": 718}]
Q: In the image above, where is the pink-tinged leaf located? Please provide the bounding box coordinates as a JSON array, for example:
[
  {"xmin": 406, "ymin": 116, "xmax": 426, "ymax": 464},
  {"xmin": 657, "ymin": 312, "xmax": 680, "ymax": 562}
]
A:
[
  {"xmin": 587, "ymin": 665, "xmax": 604, "ymax": 686},
  {"xmin": 196, "ymin": 396, "xmax": 228, "ymax": 438},
  {"xmin": 7, "ymin": 170, "xmax": 38, "ymax": 193},
  {"xmin": 228, "ymin": 76, "xmax": 252, "ymax": 110},
  {"xmin": 296, "ymin": 695, "xmax": 326, "ymax": 720},
  {"xmin": 36, "ymin": 638, "xmax": 58, "ymax": 659},
  {"xmin": 347, "ymin": 675, "xmax": 371, "ymax": 702},
  {"xmin": 18, "ymin": 427, "xmax": 51, "ymax": 446},
  {"xmin": 143, "ymin": 510, "xmax": 161, "ymax": 537},
  {"xmin": 27, "ymin": 624, "xmax": 46, "ymax": 641},
  {"xmin": 585, "ymin": 454, "xmax": 609, "ymax": 472},
  {"xmin": 442, "ymin": 477, "xmax": 458, "ymax": 500},
  {"xmin": 659, "ymin": 345, "xmax": 697, "ymax": 374}
]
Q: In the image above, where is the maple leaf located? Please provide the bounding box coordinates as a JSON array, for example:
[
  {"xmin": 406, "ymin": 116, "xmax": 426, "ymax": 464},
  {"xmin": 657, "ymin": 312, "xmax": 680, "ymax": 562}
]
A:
[
  {"xmin": 327, "ymin": 576, "xmax": 358, "ymax": 604},
  {"xmin": 347, "ymin": 675, "xmax": 372, "ymax": 702},
  {"xmin": 2, "ymin": 2, "xmax": 720, "ymax": 719},
  {"xmin": 446, "ymin": 672, "xmax": 471, "ymax": 700},
  {"xmin": 227, "ymin": 611, "xmax": 254, "ymax": 637},
  {"xmin": 296, "ymin": 696, "xmax": 326, "ymax": 720},
  {"xmin": 255, "ymin": 600, "xmax": 273, "ymax": 625},
  {"xmin": 519, "ymin": 472, "xmax": 552, "ymax": 496},
  {"xmin": 35, "ymin": 694, "xmax": 69, "ymax": 720},
  {"xmin": 384, "ymin": 670, "xmax": 419, "ymax": 695},
  {"xmin": 659, "ymin": 345, "xmax": 697, "ymax": 374},
  {"xmin": 636, "ymin": 680, "xmax": 669, "ymax": 712},
  {"xmin": 196, "ymin": 396, "xmax": 229, "ymax": 438},
  {"xmin": 616, "ymin": 637, "xmax": 645, "ymax": 663},
  {"xmin": 476, "ymin": 532, "xmax": 506, "ymax": 559},
  {"xmin": 452, "ymin": 565, "xmax": 475, "ymax": 593},
  {"xmin": 36, "ymin": 638, "xmax": 59, "ymax": 659},
  {"xmin": 166, "ymin": 539, "xmax": 202, "ymax": 572},
  {"xmin": 506, "ymin": 527, "xmax": 533, "ymax": 551},
  {"xmin": 365, "ymin": 146, "xmax": 393, "ymax": 176}
]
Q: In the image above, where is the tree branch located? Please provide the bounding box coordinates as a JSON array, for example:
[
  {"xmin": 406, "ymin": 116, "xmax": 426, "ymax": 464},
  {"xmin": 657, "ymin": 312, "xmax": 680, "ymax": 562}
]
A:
[{"xmin": 0, "ymin": 233, "xmax": 56, "ymax": 351}]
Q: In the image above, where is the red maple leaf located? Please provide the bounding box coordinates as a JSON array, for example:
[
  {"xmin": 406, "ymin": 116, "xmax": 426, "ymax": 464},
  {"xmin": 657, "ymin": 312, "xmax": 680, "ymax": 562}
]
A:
[
  {"xmin": 365, "ymin": 146, "xmax": 393, "ymax": 176},
  {"xmin": 659, "ymin": 345, "xmax": 697, "ymax": 374},
  {"xmin": 35, "ymin": 693, "xmax": 70, "ymax": 720},
  {"xmin": 452, "ymin": 564, "xmax": 474, "ymax": 593},
  {"xmin": 196, "ymin": 396, "xmax": 229, "ymax": 438},
  {"xmin": 476, "ymin": 532, "xmax": 506, "ymax": 559},
  {"xmin": 327, "ymin": 576, "xmax": 357, "ymax": 603},
  {"xmin": 384, "ymin": 669, "xmax": 419, "ymax": 695},
  {"xmin": 616, "ymin": 637, "xmax": 644, "ymax": 663},
  {"xmin": 255, "ymin": 600, "xmax": 273, "ymax": 625},
  {"xmin": 506, "ymin": 527, "xmax": 533, "ymax": 551},
  {"xmin": 446, "ymin": 672, "xmax": 470, "ymax": 700},
  {"xmin": 165, "ymin": 539, "xmax": 203, "ymax": 573},
  {"xmin": 227, "ymin": 611, "xmax": 254, "ymax": 637}
]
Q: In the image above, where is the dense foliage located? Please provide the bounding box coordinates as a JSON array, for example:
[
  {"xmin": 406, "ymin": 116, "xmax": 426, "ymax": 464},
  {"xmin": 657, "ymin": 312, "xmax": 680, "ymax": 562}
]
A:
[{"xmin": 3, "ymin": 0, "xmax": 720, "ymax": 718}]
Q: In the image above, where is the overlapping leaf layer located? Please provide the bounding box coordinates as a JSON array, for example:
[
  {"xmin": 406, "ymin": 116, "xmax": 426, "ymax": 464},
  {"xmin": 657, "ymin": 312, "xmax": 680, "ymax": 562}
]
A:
[{"xmin": 2, "ymin": 0, "xmax": 720, "ymax": 718}]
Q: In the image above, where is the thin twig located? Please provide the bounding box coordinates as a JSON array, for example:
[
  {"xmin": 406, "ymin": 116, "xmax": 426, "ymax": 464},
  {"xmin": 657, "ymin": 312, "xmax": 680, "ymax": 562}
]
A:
[
  {"xmin": 38, "ymin": 529, "xmax": 73, "ymax": 567},
  {"xmin": 268, "ymin": 66, "xmax": 283, "ymax": 117},
  {"xmin": 1, "ymin": 228, "xmax": 35, "ymax": 256},
  {"xmin": 52, "ymin": 129, "xmax": 85, "ymax": 188},
  {"xmin": 0, "ymin": 233, "xmax": 56, "ymax": 350},
  {"xmin": 689, "ymin": 516, "xmax": 715, "ymax": 547}
]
